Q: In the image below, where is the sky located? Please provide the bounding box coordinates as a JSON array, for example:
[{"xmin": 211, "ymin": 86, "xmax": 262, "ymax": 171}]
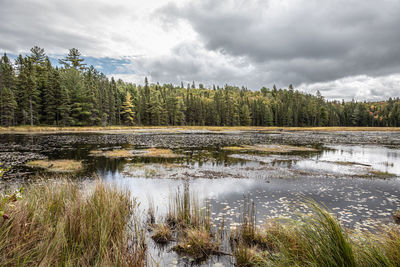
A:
[{"xmin": 0, "ymin": 0, "xmax": 399, "ymax": 101}]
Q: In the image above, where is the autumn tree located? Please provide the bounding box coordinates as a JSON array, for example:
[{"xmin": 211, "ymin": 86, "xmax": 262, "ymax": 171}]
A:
[{"xmin": 121, "ymin": 92, "xmax": 135, "ymax": 125}]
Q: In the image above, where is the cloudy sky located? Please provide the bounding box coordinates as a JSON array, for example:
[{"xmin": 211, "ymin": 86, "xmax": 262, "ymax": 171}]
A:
[{"xmin": 1, "ymin": 0, "xmax": 399, "ymax": 100}]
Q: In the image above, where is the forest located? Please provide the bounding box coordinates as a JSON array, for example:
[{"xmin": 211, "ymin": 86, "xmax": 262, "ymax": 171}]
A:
[{"xmin": 0, "ymin": 46, "xmax": 400, "ymax": 127}]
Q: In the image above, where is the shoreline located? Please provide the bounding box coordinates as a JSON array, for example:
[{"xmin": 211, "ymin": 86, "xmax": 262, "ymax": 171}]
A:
[{"xmin": 1, "ymin": 126, "xmax": 400, "ymax": 134}]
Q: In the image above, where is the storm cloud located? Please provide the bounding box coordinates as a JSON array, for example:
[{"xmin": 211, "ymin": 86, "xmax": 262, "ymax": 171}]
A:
[
  {"xmin": 1, "ymin": 0, "xmax": 399, "ymax": 100},
  {"xmin": 158, "ymin": 0, "xmax": 400, "ymax": 87}
]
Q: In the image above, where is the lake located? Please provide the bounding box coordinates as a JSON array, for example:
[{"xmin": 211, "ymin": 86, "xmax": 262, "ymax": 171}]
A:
[{"xmin": 1, "ymin": 129, "xmax": 399, "ymax": 266}]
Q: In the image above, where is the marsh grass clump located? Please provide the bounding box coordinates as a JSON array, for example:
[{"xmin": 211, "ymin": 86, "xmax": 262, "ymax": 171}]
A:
[
  {"xmin": 296, "ymin": 202, "xmax": 356, "ymax": 266},
  {"xmin": 379, "ymin": 226, "xmax": 400, "ymax": 265},
  {"xmin": 172, "ymin": 227, "xmax": 219, "ymax": 261},
  {"xmin": 151, "ymin": 223, "xmax": 173, "ymax": 244},
  {"xmin": 90, "ymin": 149, "xmax": 134, "ymax": 158},
  {"xmin": 233, "ymin": 201, "xmax": 355, "ymax": 266},
  {"xmin": 165, "ymin": 189, "xmax": 224, "ymax": 261},
  {"xmin": 234, "ymin": 245, "xmax": 269, "ymax": 267},
  {"xmin": 233, "ymin": 200, "xmax": 400, "ymax": 267},
  {"xmin": 140, "ymin": 148, "xmax": 183, "ymax": 158},
  {"xmin": 166, "ymin": 188, "xmax": 211, "ymax": 230},
  {"xmin": 26, "ymin": 159, "xmax": 83, "ymax": 172},
  {"xmin": 0, "ymin": 179, "xmax": 146, "ymax": 266}
]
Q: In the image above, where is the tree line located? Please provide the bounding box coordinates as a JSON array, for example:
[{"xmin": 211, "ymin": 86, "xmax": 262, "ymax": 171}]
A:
[{"xmin": 0, "ymin": 47, "xmax": 399, "ymax": 127}]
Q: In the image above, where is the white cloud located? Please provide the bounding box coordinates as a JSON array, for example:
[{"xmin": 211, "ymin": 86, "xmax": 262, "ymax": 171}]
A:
[{"xmin": 300, "ymin": 74, "xmax": 400, "ymax": 101}]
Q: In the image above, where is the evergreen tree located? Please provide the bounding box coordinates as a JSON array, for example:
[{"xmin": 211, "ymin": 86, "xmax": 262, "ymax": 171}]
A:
[
  {"xmin": 0, "ymin": 87, "xmax": 17, "ymax": 126},
  {"xmin": 1, "ymin": 46, "xmax": 400, "ymax": 128},
  {"xmin": 121, "ymin": 92, "xmax": 135, "ymax": 125},
  {"xmin": 42, "ymin": 58, "xmax": 57, "ymax": 124},
  {"xmin": 59, "ymin": 48, "xmax": 86, "ymax": 70},
  {"xmin": 16, "ymin": 57, "xmax": 40, "ymax": 125},
  {"xmin": 239, "ymin": 104, "xmax": 252, "ymax": 126}
]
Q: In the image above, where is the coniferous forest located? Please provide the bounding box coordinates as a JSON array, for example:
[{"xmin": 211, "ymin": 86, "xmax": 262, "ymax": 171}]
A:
[{"xmin": 1, "ymin": 46, "xmax": 400, "ymax": 127}]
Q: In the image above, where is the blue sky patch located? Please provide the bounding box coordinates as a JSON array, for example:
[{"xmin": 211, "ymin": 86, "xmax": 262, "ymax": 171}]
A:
[{"xmin": 4, "ymin": 53, "xmax": 134, "ymax": 75}]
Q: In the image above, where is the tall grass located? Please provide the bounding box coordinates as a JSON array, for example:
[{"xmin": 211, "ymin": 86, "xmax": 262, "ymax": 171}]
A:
[
  {"xmin": 0, "ymin": 179, "xmax": 146, "ymax": 266},
  {"xmin": 166, "ymin": 187, "xmax": 211, "ymax": 230},
  {"xmin": 164, "ymin": 188, "xmax": 225, "ymax": 261},
  {"xmin": 233, "ymin": 200, "xmax": 400, "ymax": 267}
]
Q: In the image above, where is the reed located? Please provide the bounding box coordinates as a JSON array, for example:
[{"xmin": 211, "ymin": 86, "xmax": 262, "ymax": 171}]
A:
[{"xmin": 0, "ymin": 179, "xmax": 147, "ymax": 266}]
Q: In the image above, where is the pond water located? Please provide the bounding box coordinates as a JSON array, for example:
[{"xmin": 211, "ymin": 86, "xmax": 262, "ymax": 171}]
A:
[{"xmin": 1, "ymin": 131, "xmax": 400, "ymax": 266}]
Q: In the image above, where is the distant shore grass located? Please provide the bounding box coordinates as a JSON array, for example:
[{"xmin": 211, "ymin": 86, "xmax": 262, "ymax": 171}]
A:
[
  {"xmin": 1, "ymin": 125, "xmax": 400, "ymax": 133},
  {"xmin": 0, "ymin": 179, "xmax": 146, "ymax": 266}
]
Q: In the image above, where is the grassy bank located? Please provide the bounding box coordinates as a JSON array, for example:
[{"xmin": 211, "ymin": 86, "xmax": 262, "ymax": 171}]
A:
[
  {"xmin": 1, "ymin": 125, "xmax": 400, "ymax": 133},
  {"xmin": 232, "ymin": 201, "xmax": 400, "ymax": 267},
  {"xmin": 0, "ymin": 180, "xmax": 146, "ymax": 266}
]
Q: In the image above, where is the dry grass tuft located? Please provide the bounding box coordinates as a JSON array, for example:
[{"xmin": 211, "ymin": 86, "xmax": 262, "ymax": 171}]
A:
[
  {"xmin": 151, "ymin": 223, "xmax": 173, "ymax": 244},
  {"xmin": 26, "ymin": 159, "xmax": 83, "ymax": 172},
  {"xmin": 172, "ymin": 227, "xmax": 219, "ymax": 261},
  {"xmin": 233, "ymin": 200, "xmax": 400, "ymax": 267},
  {"xmin": 0, "ymin": 179, "xmax": 146, "ymax": 266},
  {"xmin": 90, "ymin": 149, "xmax": 134, "ymax": 158},
  {"xmin": 140, "ymin": 148, "xmax": 183, "ymax": 158},
  {"xmin": 166, "ymin": 189, "xmax": 211, "ymax": 230}
]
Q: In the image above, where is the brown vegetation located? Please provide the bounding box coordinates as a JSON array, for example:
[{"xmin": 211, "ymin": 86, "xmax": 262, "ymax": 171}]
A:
[{"xmin": 26, "ymin": 159, "xmax": 83, "ymax": 172}]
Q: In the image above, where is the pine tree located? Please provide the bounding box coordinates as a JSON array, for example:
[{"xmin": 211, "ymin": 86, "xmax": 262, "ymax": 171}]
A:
[
  {"xmin": 0, "ymin": 53, "xmax": 15, "ymax": 90},
  {"xmin": 0, "ymin": 87, "xmax": 17, "ymax": 126},
  {"xmin": 15, "ymin": 57, "xmax": 40, "ymax": 126},
  {"xmin": 263, "ymin": 105, "xmax": 273, "ymax": 126},
  {"xmin": 0, "ymin": 53, "xmax": 16, "ymax": 124},
  {"xmin": 239, "ymin": 104, "xmax": 252, "ymax": 126},
  {"xmin": 42, "ymin": 58, "xmax": 57, "ymax": 124},
  {"xmin": 121, "ymin": 91, "xmax": 135, "ymax": 125},
  {"xmin": 59, "ymin": 48, "xmax": 86, "ymax": 70},
  {"xmin": 108, "ymin": 77, "xmax": 117, "ymax": 125},
  {"xmin": 57, "ymin": 74, "xmax": 70, "ymax": 126},
  {"xmin": 61, "ymin": 68, "xmax": 91, "ymax": 125}
]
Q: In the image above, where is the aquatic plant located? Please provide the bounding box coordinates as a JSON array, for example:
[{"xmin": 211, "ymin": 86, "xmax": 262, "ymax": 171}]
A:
[
  {"xmin": 151, "ymin": 223, "xmax": 173, "ymax": 244},
  {"xmin": 232, "ymin": 200, "xmax": 400, "ymax": 267},
  {"xmin": 172, "ymin": 227, "xmax": 219, "ymax": 261},
  {"xmin": 166, "ymin": 188, "xmax": 211, "ymax": 230},
  {"xmin": 0, "ymin": 179, "xmax": 146, "ymax": 266},
  {"xmin": 165, "ymin": 189, "xmax": 226, "ymax": 261}
]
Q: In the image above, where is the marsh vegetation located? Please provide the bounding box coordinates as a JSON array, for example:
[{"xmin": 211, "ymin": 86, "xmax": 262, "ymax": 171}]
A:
[{"xmin": 1, "ymin": 181, "xmax": 399, "ymax": 266}]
